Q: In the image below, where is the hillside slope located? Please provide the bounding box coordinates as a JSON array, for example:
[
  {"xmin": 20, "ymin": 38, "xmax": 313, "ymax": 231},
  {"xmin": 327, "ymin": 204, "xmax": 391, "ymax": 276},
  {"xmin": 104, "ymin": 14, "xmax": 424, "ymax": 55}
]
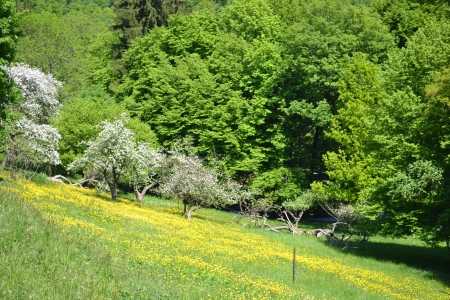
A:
[{"xmin": 1, "ymin": 174, "xmax": 449, "ymax": 299}]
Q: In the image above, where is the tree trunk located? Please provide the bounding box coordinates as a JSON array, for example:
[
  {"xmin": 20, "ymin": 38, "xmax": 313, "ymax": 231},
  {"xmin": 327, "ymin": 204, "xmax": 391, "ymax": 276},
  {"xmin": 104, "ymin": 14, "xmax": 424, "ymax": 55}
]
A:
[
  {"xmin": 110, "ymin": 185, "xmax": 117, "ymax": 202},
  {"xmin": 182, "ymin": 199, "xmax": 199, "ymax": 219},
  {"xmin": 107, "ymin": 180, "xmax": 117, "ymax": 202},
  {"xmin": 110, "ymin": 168, "xmax": 119, "ymax": 202},
  {"xmin": 134, "ymin": 182, "xmax": 157, "ymax": 205},
  {"xmin": 134, "ymin": 188, "xmax": 143, "ymax": 204}
]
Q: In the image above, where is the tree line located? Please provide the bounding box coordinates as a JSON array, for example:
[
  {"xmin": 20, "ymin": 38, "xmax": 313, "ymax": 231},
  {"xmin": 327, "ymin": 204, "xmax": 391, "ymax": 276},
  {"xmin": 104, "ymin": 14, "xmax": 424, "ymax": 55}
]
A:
[{"xmin": 1, "ymin": 0, "xmax": 450, "ymax": 252}]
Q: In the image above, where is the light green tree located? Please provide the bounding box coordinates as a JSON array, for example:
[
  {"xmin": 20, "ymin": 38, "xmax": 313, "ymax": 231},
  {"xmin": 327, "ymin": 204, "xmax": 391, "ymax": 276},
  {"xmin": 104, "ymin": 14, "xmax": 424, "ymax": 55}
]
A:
[{"xmin": 316, "ymin": 52, "xmax": 450, "ymax": 253}]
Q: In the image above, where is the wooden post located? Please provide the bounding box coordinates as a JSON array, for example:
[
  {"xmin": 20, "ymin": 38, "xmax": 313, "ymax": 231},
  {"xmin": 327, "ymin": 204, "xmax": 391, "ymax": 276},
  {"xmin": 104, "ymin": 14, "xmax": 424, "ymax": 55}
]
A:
[{"xmin": 293, "ymin": 247, "xmax": 297, "ymax": 283}]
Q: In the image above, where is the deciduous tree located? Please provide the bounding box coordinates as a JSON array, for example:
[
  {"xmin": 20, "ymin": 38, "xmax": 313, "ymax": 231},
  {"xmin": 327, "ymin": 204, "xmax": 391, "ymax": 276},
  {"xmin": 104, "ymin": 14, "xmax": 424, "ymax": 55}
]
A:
[
  {"xmin": 159, "ymin": 151, "xmax": 237, "ymax": 219},
  {"xmin": 69, "ymin": 114, "xmax": 132, "ymax": 201},
  {"xmin": 2, "ymin": 63, "xmax": 62, "ymax": 174}
]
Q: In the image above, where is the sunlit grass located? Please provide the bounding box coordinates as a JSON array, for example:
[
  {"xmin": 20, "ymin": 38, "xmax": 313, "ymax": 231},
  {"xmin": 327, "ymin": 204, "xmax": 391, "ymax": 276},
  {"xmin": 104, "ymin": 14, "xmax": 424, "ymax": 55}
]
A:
[{"xmin": 1, "ymin": 172, "xmax": 449, "ymax": 299}]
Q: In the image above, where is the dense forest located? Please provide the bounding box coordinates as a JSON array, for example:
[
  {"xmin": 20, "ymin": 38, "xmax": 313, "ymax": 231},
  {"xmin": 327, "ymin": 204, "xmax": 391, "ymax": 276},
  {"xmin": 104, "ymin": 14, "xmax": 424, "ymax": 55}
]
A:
[{"xmin": 1, "ymin": 0, "xmax": 450, "ymax": 252}]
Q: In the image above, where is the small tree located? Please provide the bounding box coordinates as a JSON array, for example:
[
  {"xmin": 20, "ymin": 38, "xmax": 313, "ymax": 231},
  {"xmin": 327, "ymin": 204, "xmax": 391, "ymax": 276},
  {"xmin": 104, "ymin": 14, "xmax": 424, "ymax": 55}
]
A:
[
  {"xmin": 234, "ymin": 197, "xmax": 275, "ymax": 228},
  {"xmin": 240, "ymin": 190, "xmax": 317, "ymax": 235},
  {"xmin": 69, "ymin": 114, "xmax": 135, "ymax": 202},
  {"xmin": 313, "ymin": 200, "xmax": 367, "ymax": 248},
  {"xmin": 128, "ymin": 143, "xmax": 165, "ymax": 204},
  {"xmin": 159, "ymin": 152, "xmax": 236, "ymax": 219},
  {"xmin": 273, "ymin": 190, "xmax": 317, "ymax": 234}
]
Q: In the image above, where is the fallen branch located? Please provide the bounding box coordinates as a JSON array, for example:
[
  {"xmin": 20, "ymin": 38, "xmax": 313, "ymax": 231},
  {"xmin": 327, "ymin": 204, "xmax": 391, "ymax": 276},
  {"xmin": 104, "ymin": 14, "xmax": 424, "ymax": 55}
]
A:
[{"xmin": 48, "ymin": 175, "xmax": 102, "ymax": 188}]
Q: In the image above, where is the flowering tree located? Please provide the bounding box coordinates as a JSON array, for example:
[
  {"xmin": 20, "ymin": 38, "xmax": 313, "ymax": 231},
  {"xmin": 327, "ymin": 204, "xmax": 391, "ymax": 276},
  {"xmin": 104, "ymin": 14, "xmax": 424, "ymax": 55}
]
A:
[
  {"xmin": 69, "ymin": 114, "xmax": 134, "ymax": 202},
  {"xmin": 127, "ymin": 143, "xmax": 165, "ymax": 204},
  {"xmin": 159, "ymin": 152, "xmax": 240, "ymax": 219},
  {"xmin": 69, "ymin": 114, "xmax": 162, "ymax": 202},
  {"xmin": 2, "ymin": 63, "xmax": 62, "ymax": 174},
  {"xmin": 5, "ymin": 63, "xmax": 62, "ymax": 123}
]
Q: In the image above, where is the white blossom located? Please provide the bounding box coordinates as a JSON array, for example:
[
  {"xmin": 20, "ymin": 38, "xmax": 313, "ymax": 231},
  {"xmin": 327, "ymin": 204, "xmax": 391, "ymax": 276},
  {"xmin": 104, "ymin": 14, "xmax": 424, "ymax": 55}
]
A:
[
  {"xmin": 3, "ymin": 63, "xmax": 62, "ymax": 124},
  {"xmin": 15, "ymin": 118, "xmax": 61, "ymax": 165},
  {"xmin": 159, "ymin": 152, "xmax": 241, "ymax": 218},
  {"xmin": 69, "ymin": 114, "xmax": 134, "ymax": 174},
  {"xmin": 129, "ymin": 143, "xmax": 164, "ymax": 187},
  {"xmin": 69, "ymin": 114, "xmax": 163, "ymax": 202},
  {"xmin": 2, "ymin": 63, "xmax": 62, "ymax": 170}
]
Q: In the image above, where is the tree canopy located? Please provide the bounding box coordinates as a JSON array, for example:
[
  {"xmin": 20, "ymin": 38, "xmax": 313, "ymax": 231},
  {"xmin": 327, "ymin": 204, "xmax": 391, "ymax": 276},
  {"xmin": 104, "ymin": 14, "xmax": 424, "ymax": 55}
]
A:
[
  {"xmin": 3, "ymin": 0, "xmax": 450, "ymax": 252},
  {"xmin": 0, "ymin": 0, "xmax": 20, "ymax": 120}
]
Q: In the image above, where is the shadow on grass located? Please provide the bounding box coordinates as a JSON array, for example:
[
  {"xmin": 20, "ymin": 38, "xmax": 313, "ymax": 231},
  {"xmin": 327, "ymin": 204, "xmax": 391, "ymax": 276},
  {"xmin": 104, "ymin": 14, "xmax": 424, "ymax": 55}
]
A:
[{"xmin": 341, "ymin": 239, "xmax": 450, "ymax": 288}]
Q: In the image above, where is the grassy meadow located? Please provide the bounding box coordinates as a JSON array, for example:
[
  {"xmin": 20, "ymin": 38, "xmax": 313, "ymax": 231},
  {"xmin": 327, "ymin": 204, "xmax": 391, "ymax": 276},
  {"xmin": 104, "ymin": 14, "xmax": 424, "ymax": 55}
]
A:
[{"xmin": 0, "ymin": 173, "xmax": 449, "ymax": 299}]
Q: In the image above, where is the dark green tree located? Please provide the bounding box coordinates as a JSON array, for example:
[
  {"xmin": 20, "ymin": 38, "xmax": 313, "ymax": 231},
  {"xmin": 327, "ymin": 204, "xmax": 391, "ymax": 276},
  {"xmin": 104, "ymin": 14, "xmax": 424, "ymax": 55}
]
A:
[
  {"xmin": 385, "ymin": 19, "xmax": 450, "ymax": 98},
  {"xmin": 371, "ymin": 0, "xmax": 450, "ymax": 48},
  {"xmin": 112, "ymin": 0, "xmax": 188, "ymax": 55},
  {"xmin": 0, "ymin": 0, "xmax": 19, "ymax": 126},
  {"xmin": 0, "ymin": 0, "xmax": 19, "ymax": 65},
  {"xmin": 276, "ymin": 0, "xmax": 394, "ymax": 184}
]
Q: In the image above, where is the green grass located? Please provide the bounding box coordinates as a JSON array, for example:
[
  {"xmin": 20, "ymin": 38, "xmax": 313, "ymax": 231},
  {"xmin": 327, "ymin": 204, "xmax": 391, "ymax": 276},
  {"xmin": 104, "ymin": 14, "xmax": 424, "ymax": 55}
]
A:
[
  {"xmin": 0, "ymin": 188, "xmax": 182, "ymax": 299},
  {"xmin": 0, "ymin": 175, "xmax": 449, "ymax": 299}
]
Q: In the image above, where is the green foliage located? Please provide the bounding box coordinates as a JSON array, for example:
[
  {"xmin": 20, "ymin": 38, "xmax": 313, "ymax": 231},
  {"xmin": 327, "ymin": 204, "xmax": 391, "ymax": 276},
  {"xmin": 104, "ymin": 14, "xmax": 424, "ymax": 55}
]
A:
[
  {"xmin": 281, "ymin": 0, "xmax": 394, "ymax": 107},
  {"xmin": 278, "ymin": 0, "xmax": 394, "ymax": 186},
  {"xmin": 249, "ymin": 167, "xmax": 306, "ymax": 203},
  {"xmin": 112, "ymin": 0, "xmax": 188, "ymax": 55},
  {"xmin": 385, "ymin": 19, "xmax": 450, "ymax": 97},
  {"xmin": 15, "ymin": 0, "xmax": 113, "ymax": 14},
  {"xmin": 117, "ymin": 0, "xmax": 398, "ymax": 200},
  {"xmin": 0, "ymin": 0, "xmax": 19, "ymax": 123},
  {"xmin": 371, "ymin": 0, "xmax": 450, "ymax": 48},
  {"xmin": 319, "ymin": 45, "xmax": 450, "ymax": 249},
  {"xmin": 221, "ymin": 0, "xmax": 282, "ymax": 42},
  {"xmin": 15, "ymin": 5, "xmax": 116, "ymax": 92},
  {"xmin": 367, "ymin": 161, "xmax": 445, "ymax": 240},
  {"xmin": 320, "ymin": 53, "xmax": 384, "ymax": 203},
  {"xmin": 0, "ymin": 0, "xmax": 19, "ymax": 65},
  {"xmin": 282, "ymin": 189, "xmax": 319, "ymax": 213},
  {"xmin": 54, "ymin": 88, "xmax": 157, "ymax": 167}
]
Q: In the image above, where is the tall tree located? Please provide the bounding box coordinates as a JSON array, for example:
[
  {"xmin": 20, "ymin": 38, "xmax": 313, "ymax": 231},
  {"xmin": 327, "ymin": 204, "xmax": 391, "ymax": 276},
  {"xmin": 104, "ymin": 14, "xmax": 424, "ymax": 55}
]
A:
[
  {"xmin": 384, "ymin": 19, "xmax": 450, "ymax": 98},
  {"xmin": 371, "ymin": 0, "xmax": 450, "ymax": 48},
  {"xmin": 117, "ymin": 0, "xmax": 397, "ymax": 203},
  {"xmin": 0, "ymin": 0, "xmax": 19, "ymax": 66}
]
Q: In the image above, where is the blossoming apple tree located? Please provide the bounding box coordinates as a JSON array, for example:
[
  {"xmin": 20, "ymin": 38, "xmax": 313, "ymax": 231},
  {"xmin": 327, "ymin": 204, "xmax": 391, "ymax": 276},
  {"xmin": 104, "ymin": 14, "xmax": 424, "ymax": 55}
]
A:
[
  {"xmin": 2, "ymin": 63, "xmax": 62, "ymax": 174},
  {"xmin": 159, "ymin": 151, "xmax": 249, "ymax": 219},
  {"xmin": 69, "ymin": 114, "xmax": 163, "ymax": 202}
]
